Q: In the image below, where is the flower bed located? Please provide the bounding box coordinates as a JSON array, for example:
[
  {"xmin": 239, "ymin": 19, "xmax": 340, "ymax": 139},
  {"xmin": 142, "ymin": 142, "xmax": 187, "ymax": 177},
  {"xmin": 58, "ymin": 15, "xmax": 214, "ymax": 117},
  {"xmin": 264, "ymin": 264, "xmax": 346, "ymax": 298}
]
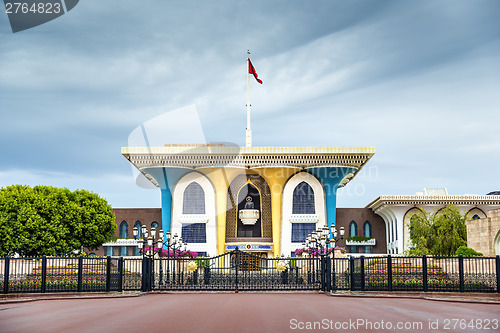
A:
[
  {"xmin": 1, "ymin": 263, "xmax": 141, "ymax": 292},
  {"xmin": 362, "ymin": 260, "xmax": 494, "ymax": 291}
]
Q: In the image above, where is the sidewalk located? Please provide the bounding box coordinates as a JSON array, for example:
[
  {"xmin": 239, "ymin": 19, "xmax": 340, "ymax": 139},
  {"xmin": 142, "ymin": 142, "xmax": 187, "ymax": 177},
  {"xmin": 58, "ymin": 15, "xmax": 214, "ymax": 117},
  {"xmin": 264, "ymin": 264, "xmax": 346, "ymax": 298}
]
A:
[
  {"xmin": 0, "ymin": 291, "xmax": 144, "ymax": 304},
  {"xmin": 330, "ymin": 290, "xmax": 500, "ymax": 304},
  {"xmin": 1, "ymin": 290, "xmax": 499, "ymax": 305}
]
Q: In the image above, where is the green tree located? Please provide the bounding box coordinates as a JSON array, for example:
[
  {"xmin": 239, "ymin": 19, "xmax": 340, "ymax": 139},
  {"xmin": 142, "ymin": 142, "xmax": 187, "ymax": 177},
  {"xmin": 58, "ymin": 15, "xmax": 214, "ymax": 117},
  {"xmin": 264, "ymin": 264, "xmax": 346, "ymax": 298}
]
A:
[
  {"xmin": 407, "ymin": 205, "xmax": 467, "ymax": 256},
  {"xmin": 0, "ymin": 185, "xmax": 116, "ymax": 257},
  {"xmin": 455, "ymin": 246, "xmax": 483, "ymax": 257}
]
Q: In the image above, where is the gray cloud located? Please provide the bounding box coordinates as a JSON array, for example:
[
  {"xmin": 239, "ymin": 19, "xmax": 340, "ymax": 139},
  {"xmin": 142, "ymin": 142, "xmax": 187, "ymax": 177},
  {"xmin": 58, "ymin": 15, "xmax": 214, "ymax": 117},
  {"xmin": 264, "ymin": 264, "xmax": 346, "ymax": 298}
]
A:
[{"xmin": 0, "ymin": 0, "xmax": 499, "ymax": 207}]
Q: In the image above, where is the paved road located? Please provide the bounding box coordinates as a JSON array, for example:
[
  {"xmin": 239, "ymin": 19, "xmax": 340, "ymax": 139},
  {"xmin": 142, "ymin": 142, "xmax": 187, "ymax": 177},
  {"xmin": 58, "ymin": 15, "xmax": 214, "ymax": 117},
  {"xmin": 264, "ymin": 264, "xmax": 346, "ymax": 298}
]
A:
[{"xmin": 0, "ymin": 293, "xmax": 499, "ymax": 333}]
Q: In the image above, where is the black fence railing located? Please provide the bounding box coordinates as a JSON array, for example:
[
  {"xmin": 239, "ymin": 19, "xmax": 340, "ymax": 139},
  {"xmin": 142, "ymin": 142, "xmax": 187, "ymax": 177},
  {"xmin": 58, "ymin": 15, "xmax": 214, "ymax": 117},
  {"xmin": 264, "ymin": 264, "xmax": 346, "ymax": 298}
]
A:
[
  {"xmin": 1, "ymin": 253, "xmax": 499, "ymax": 294},
  {"xmin": 352, "ymin": 255, "xmax": 500, "ymax": 293},
  {"xmin": 1, "ymin": 256, "xmax": 123, "ymax": 294}
]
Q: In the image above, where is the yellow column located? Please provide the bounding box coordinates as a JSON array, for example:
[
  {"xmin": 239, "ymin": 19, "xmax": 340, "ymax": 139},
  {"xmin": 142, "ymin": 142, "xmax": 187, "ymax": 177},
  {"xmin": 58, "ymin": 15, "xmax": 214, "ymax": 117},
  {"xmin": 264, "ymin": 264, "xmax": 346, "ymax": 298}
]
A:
[
  {"xmin": 256, "ymin": 167, "xmax": 299, "ymax": 257},
  {"xmin": 200, "ymin": 167, "xmax": 245, "ymax": 255}
]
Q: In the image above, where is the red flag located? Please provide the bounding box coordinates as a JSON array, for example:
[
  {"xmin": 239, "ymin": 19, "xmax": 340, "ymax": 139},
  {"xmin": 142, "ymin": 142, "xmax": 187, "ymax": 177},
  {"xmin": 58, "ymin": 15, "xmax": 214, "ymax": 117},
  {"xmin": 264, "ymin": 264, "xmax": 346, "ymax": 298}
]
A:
[{"xmin": 248, "ymin": 58, "xmax": 263, "ymax": 84}]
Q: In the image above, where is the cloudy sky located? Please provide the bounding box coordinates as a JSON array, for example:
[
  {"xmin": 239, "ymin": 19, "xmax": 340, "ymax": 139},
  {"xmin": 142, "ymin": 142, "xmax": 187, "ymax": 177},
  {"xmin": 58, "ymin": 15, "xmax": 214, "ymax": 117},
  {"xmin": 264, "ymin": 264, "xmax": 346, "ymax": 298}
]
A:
[{"xmin": 1, "ymin": 0, "xmax": 499, "ymax": 208}]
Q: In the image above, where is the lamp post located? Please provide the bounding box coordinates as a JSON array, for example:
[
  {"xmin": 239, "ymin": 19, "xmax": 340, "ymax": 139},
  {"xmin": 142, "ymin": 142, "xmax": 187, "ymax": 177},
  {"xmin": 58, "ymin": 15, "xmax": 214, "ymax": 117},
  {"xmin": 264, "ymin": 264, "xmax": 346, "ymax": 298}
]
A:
[
  {"xmin": 329, "ymin": 225, "xmax": 345, "ymax": 258},
  {"xmin": 159, "ymin": 230, "xmax": 187, "ymax": 286},
  {"xmin": 133, "ymin": 225, "xmax": 188, "ymax": 289},
  {"xmin": 303, "ymin": 226, "xmax": 344, "ymax": 257},
  {"xmin": 302, "ymin": 225, "xmax": 345, "ymax": 291},
  {"xmin": 132, "ymin": 224, "xmax": 156, "ymax": 259}
]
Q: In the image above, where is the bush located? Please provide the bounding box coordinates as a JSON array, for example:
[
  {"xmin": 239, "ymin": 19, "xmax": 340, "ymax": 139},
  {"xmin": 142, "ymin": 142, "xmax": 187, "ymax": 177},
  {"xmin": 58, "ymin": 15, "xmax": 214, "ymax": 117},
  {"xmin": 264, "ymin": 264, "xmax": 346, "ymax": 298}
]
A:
[
  {"xmin": 196, "ymin": 257, "xmax": 209, "ymax": 267},
  {"xmin": 345, "ymin": 236, "xmax": 372, "ymax": 242},
  {"xmin": 455, "ymin": 246, "xmax": 483, "ymax": 257}
]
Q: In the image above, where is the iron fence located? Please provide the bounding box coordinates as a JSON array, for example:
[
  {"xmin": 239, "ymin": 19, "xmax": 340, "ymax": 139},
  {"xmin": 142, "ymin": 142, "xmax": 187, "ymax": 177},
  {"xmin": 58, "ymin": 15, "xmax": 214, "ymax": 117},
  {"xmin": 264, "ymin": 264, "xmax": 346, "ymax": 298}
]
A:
[
  {"xmin": 149, "ymin": 251, "xmax": 324, "ymax": 291},
  {"xmin": 1, "ymin": 253, "xmax": 499, "ymax": 294},
  {"xmin": 350, "ymin": 255, "xmax": 499, "ymax": 293},
  {"xmin": 122, "ymin": 258, "xmax": 142, "ymax": 291},
  {"xmin": 1, "ymin": 256, "xmax": 122, "ymax": 294}
]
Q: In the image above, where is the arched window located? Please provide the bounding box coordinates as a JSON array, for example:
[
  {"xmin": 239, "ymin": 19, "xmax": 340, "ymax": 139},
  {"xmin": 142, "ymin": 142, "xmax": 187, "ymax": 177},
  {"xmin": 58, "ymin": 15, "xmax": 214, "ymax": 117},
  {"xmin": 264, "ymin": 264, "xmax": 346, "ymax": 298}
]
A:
[
  {"xmin": 349, "ymin": 221, "xmax": 358, "ymax": 254},
  {"xmin": 183, "ymin": 182, "xmax": 206, "ymax": 214},
  {"xmin": 292, "ymin": 182, "xmax": 315, "ymax": 214},
  {"xmin": 134, "ymin": 221, "xmax": 142, "ymax": 238},
  {"xmin": 119, "ymin": 221, "xmax": 128, "ymax": 239},
  {"xmin": 472, "ymin": 214, "xmax": 480, "ymax": 220},
  {"xmin": 133, "ymin": 221, "xmax": 142, "ymax": 256},
  {"xmin": 151, "ymin": 221, "xmax": 159, "ymax": 229},
  {"xmin": 363, "ymin": 221, "xmax": 372, "ymax": 254},
  {"xmin": 349, "ymin": 221, "xmax": 358, "ymax": 237},
  {"xmin": 363, "ymin": 221, "xmax": 372, "ymax": 238}
]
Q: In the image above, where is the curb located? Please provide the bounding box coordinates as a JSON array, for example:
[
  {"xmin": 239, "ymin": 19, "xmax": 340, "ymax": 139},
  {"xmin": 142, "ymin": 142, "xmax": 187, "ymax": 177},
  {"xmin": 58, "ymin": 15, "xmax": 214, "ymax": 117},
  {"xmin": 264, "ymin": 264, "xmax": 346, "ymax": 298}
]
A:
[
  {"xmin": 0, "ymin": 292, "xmax": 146, "ymax": 305},
  {"xmin": 2, "ymin": 291, "xmax": 499, "ymax": 305},
  {"xmin": 329, "ymin": 291, "xmax": 500, "ymax": 304}
]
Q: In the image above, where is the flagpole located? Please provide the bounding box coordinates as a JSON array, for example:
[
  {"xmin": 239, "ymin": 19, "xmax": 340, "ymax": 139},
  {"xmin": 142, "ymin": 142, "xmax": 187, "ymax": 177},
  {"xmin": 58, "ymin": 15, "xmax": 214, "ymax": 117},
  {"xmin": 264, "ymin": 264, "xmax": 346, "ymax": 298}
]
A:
[{"xmin": 246, "ymin": 51, "xmax": 252, "ymax": 147}]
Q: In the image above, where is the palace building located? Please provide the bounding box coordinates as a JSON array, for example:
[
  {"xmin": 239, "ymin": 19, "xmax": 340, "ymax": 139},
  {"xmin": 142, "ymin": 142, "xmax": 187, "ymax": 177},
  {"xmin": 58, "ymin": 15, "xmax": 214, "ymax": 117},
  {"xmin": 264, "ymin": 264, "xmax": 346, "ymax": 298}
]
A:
[{"xmin": 115, "ymin": 145, "xmax": 376, "ymax": 258}]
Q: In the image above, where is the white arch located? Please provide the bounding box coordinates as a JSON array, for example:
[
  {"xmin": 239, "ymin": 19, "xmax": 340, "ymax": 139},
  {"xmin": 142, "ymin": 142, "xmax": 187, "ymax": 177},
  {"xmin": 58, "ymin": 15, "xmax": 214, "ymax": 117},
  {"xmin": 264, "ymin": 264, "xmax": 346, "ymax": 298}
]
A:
[
  {"xmin": 495, "ymin": 230, "xmax": 500, "ymax": 256},
  {"xmin": 376, "ymin": 209, "xmax": 392, "ymax": 254},
  {"xmin": 403, "ymin": 207, "xmax": 424, "ymax": 252},
  {"xmin": 466, "ymin": 207, "xmax": 487, "ymax": 220},
  {"xmin": 281, "ymin": 172, "xmax": 326, "ymax": 257},
  {"xmin": 385, "ymin": 209, "xmax": 399, "ymax": 254},
  {"xmin": 172, "ymin": 172, "xmax": 217, "ymax": 256}
]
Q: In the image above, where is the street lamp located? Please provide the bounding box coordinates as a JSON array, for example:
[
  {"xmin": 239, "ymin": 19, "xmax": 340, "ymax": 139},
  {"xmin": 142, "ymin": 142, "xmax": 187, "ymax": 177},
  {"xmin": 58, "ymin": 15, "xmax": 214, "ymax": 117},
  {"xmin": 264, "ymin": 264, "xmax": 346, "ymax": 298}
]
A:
[
  {"xmin": 302, "ymin": 225, "xmax": 345, "ymax": 292},
  {"xmin": 303, "ymin": 225, "xmax": 344, "ymax": 258},
  {"xmin": 329, "ymin": 225, "xmax": 345, "ymax": 258},
  {"xmin": 132, "ymin": 225, "xmax": 188, "ymax": 288}
]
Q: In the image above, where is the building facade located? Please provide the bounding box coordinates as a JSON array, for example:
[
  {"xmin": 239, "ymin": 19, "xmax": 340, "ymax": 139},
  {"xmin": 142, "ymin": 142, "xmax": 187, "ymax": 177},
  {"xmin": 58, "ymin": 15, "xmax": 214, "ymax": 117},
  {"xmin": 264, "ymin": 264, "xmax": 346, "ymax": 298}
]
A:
[
  {"xmin": 119, "ymin": 145, "xmax": 375, "ymax": 258},
  {"xmin": 91, "ymin": 208, "xmax": 162, "ymax": 257},
  {"xmin": 97, "ymin": 190, "xmax": 500, "ymax": 257},
  {"xmin": 466, "ymin": 208, "xmax": 500, "ymax": 257},
  {"xmin": 366, "ymin": 189, "xmax": 500, "ymax": 254},
  {"xmin": 95, "ymin": 144, "xmax": 500, "ymax": 257},
  {"xmin": 96, "ymin": 206, "xmax": 388, "ymax": 257}
]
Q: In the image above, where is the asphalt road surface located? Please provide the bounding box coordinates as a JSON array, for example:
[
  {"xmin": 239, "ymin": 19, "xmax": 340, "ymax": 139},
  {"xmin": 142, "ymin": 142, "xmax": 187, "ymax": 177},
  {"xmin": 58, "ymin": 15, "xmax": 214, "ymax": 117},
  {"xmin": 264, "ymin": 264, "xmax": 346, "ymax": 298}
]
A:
[{"xmin": 0, "ymin": 293, "xmax": 499, "ymax": 333}]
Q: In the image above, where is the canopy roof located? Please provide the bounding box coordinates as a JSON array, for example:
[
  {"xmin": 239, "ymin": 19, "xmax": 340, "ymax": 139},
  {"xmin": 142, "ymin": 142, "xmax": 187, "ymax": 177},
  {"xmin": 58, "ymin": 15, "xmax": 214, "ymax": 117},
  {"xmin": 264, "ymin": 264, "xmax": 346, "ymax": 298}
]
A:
[{"xmin": 122, "ymin": 145, "xmax": 375, "ymax": 188}]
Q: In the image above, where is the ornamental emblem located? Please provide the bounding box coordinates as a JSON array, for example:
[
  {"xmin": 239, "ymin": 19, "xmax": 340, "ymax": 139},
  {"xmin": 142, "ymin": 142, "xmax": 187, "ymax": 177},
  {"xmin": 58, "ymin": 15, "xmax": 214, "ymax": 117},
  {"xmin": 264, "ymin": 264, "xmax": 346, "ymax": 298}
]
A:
[
  {"xmin": 276, "ymin": 261, "xmax": 287, "ymax": 272},
  {"xmin": 186, "ymin": 261, "xmax": 198, "ymax": 272}
]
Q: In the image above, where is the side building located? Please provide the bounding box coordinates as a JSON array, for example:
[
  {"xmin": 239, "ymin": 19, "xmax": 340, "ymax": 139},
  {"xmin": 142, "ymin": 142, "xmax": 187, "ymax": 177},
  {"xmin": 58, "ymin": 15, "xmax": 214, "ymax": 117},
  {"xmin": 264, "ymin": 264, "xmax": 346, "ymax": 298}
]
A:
[
  {"xmin": 94, "ymin": 188, "xmax": 500, "ymax": 257},
  {"xmin": 89, "ymin": 208, "xmax": 162, "ymax": 257},
  {"xmin": 367, "ymin": 188, "xmax": 500, "ymax": 254},
  {"xmin": 92, "ymin": 207, "xmax": 387, "ymax": 257}
]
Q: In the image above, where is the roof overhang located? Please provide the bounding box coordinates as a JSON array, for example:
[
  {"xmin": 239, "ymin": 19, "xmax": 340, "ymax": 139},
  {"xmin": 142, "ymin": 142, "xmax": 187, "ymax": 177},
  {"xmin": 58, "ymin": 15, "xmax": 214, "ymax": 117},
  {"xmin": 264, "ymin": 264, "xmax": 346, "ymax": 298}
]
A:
[
  {"xmin": 366, "ymin": 195, "xmax": 500, "ymax": 212},
  {"xmin": 122, "ymin": 146, "xmax": 375, "ymax": 188}
]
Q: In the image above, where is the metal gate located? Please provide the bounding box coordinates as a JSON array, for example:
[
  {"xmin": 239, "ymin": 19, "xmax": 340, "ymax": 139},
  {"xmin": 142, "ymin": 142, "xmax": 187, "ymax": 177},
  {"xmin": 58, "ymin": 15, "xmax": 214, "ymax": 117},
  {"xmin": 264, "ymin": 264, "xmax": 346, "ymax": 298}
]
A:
[
  {"xmin": 148, "ymin": 249, "xmax": 326, "ymax": 291},
  {"xmin": 108, "ymin": 258, "xmax": 123, "ymax": 292}
]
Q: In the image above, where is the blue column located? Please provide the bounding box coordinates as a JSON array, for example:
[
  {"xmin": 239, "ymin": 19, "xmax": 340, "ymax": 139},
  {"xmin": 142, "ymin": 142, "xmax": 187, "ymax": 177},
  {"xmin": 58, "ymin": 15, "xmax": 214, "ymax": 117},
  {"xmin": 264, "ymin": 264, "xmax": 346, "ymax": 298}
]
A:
[
  {"xmin": 307, "ymin": 166, "xmax": 357, "ymax": 230},
  {"xmin": 160, "ymin": 188, "xmax": 172, "ymax": 232},
  {"xmin": 141, "ymin": 167, "xmax": 193, "ymax": 242}
]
